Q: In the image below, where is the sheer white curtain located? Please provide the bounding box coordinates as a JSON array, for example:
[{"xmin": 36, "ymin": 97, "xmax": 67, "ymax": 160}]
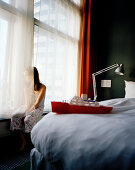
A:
[
  {"xmin": 0, "ymin": 0, "xmax": 34, "ymax": 118},
  {"xmin": 34, "ymin": 0, "xmax": 81, "ymax": 111}
]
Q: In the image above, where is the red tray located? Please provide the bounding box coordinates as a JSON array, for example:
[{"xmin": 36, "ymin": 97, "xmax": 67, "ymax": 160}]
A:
[{"xmin": 51, "ymin": 102, "xmax": 113, "ymax": 114}]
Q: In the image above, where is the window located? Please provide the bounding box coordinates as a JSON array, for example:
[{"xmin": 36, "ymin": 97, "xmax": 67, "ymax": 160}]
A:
[
  {"xmin": 34, "ymin": 0, "xmax": 82, "ymax": 111},
  {"xmin": 0, "ymin": 0, "xmax": 82, "ymax": 117}
]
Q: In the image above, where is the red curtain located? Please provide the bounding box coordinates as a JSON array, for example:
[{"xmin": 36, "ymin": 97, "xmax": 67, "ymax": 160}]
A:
[{"xmin": 80, "ymin": 0, "xmax": 96, "ymax": 99}]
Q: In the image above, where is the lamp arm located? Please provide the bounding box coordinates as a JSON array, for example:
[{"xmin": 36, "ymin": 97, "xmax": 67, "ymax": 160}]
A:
[
  {"xmin": 93, "ymin": 64, "xmax": 119, "ymax": 76},
  {"xmin": 92, "ymin": 63, "xmax": 119, "ymax": 101},
  {"xmin": 92, "ymin": 74, "xmax": 97, "ymax": 101}
]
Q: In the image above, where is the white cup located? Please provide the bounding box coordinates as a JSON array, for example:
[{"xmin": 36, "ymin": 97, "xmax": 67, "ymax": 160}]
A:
[{"xmin": 81, "ymin": 94, "xmax": 87, "ymax": 100}]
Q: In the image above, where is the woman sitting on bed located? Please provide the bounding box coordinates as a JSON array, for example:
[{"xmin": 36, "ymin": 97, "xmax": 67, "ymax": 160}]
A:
[{"xmin": 11, "ymin": 67, "xmax": 46, "ymax": 151}]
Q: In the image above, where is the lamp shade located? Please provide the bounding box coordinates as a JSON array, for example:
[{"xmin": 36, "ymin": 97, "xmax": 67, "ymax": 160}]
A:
[{"xmin": 115, "ymin": 64, "xmax": 124, "ymax": 75}]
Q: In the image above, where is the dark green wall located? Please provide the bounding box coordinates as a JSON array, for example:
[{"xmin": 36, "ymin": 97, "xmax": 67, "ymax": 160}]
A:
[{"xmin": 91, "ymin": 0, "xmax": 135, "ymax": 101}]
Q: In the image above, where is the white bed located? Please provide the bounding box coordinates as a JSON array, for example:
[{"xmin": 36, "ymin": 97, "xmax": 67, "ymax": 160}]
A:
[{"xmin": 30, "ymin": 98, "xmax": 135, "ymax": 170}]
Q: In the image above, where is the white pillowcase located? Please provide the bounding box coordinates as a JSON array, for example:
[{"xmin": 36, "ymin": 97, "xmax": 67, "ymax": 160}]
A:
[{"xmin": 125, "ymin": 80, "xmax": 135, "ymax": 98}]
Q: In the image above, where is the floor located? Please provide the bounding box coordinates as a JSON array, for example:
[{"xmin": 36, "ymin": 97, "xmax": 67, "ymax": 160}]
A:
[
  {"xmin": 0, "ymin": 132, "xmax": 33, "ymax": 170},
  {"xmin": 0, "ymin": 151, "xmax": 30, "ymax": 170}
]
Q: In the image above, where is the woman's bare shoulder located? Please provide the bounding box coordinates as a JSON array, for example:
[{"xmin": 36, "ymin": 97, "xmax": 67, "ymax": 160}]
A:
[{"xmin": 40, "ymin": 84, "xmax": 46, "ymax": 90}]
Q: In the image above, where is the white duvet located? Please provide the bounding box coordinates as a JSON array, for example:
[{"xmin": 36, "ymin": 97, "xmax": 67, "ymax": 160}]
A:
[{"xmin": 31, "ymin": 98, "xmax": 135, "ymax": 170}]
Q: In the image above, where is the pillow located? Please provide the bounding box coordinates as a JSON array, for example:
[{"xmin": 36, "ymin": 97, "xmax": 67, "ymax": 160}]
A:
[
  {"xmin": 125, "ymin": 80, "xmax": 135, "ymax": 98},
  {"xmin": 51, "ymin": 102, "xmax": 113, "ymax": 114}
]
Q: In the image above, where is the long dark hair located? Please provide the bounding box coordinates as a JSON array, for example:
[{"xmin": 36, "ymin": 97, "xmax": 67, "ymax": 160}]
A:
[{"xmin": 34, "ymin": 67, "xmax": 41, "ymax": 91}]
